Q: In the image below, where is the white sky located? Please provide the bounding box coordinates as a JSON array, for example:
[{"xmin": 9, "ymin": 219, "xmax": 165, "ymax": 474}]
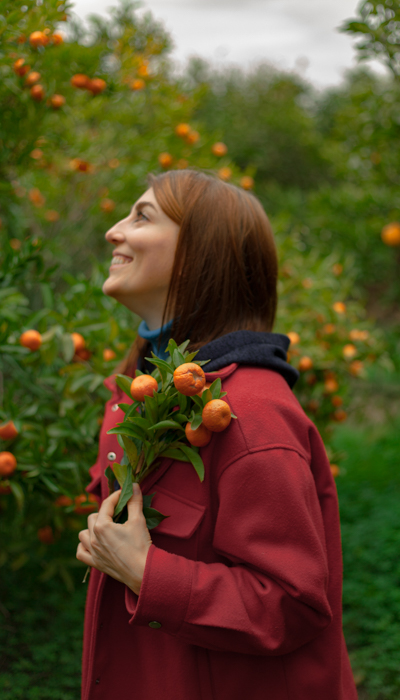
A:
[{"xmin": 70, "ymin": 0, "xmax": 386, "ymax": 89}]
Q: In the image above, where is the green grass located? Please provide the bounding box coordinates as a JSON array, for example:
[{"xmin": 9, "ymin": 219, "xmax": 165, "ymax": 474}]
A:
[{"xmin": 0, "ymin": 418, "xmax": 399, "ymax": 699}]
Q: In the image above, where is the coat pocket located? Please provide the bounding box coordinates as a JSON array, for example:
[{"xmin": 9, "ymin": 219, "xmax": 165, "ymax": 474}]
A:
[{"xmin": 150, "ymin": 486, "xmax": 206, "ymax": 539}]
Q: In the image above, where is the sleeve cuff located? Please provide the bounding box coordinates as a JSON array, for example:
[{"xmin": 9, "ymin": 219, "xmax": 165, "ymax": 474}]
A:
[{"xmin": 124, "ymin": 544, "xmax": 193, "ymax": 634}]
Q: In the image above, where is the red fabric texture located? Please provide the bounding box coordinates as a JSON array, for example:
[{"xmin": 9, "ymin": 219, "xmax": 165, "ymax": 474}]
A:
[{"xmin": 82, "ymin": 364, "xmax": 357, "ymax": 700}]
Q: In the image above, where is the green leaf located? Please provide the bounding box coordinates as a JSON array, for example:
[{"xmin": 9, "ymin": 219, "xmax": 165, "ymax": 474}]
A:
[
  {"xmin": 143, "ymin": 506, "xmax": 169, "ymax": 530},
  {"xmin": 179, "ymin": 444, "xmax": 205, "ymax": 482},
  {"xmin": 135, "ymin": 369, "xmax": 144, "ymax": 377},
  {"xmin": 173, "ymin": 348, "xmax": 185, "ymax": 367},
  {"xmin": 184, "ymin": 351, "xmax": 199, "ymax": 362},
  {"xmin": 10, "ymin": 481, "xmax": 24, "ymax": 510},
  {"xmin": 118, "ymin": 403, "xmax": 132, "ymax": 413},
  {"xmin": 114, "ymin": 468, "xmax": 133, "ymax": 517},
  {"xmin": 158, "ymin": 447, "xmax": 189, "ymax": 461},
  {"xmin": 144, "ymin": 393, "xmax": 158, "ymax": 425},
  {"xmin": 150, "ymin": 419, "xmax": 185, "ymax": 432},
  {"xmin": 190, "ymin": 414, "xmax": 203, "ymax": 430},
  {"xmin": 177, "ymin": 339, "xmax": 190, "ymax": 353},
  {"xmin": 61, "ymin": 333, "xmax": 75, "ymax": 363},
  {"xmin": 105, "ymin": 466, "xmax": 115, "ymax": 494},
  {"xmin": 143, "ymin": 493, "xmax": 155, "ymax": 509},
  {"xmin": 231, "ymin": 413, "xmax": 237, "ymax": 419},
  {"xmin": 167, "ymin": 338, "xmax": 179, "ymax": 357},
  {"xmin": 210, "ymin": 377, "xmax": 222, "ymax": 399},
  {"xmin": 121, "ymin": 435, "xmax": 138, "ymax": 466},
  {"xmin": 202, "ymin": 389, "xmax": 213, "ymax": 405},
  {"xmin": 145, "ymin": 356, "xmax": 174, "ymax": 376},
  {"xmin": 177, "ymin": 392, "xmax": 188, "ymax": 412},
  {"xmin": 115, "ymin": 374, "xmax": 133, "ymax": 397},
  {"xmin": 125, "ymin": 402, "xmax": 141, "ymax": 417},
  {"xmin": 107, "ymin": 424, "xmax": 147, "ymax": 441},
  {"xmin": 112, "ymin": 461, "xmax": 128, "ymax": 488},
  {"xmin": 129, "ymin": 415, "xmax": 151, "ymax": 430},
  {"xmin": 191, "ymin": 395, "xmax": 204, "ymax": 409},
  {"xmin": 40, "ymin": 475, "xmax": 61, "ymax": 493}
]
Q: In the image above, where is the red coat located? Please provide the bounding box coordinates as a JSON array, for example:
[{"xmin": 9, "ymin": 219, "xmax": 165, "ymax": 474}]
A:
[{"xmin": 82, "ymin": 363, "xmax": 357, "ymax": 700}]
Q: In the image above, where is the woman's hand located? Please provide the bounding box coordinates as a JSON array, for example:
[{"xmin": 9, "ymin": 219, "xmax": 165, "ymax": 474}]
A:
[{"xmin": 76, "ymin": 483, "xmax": 152, "ymax": 595}]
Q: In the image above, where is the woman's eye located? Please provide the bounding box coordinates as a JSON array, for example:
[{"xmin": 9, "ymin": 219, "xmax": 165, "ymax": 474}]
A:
[{"xmin": 134, "ymin": 210, "xmax": 147, "ymax": 222}]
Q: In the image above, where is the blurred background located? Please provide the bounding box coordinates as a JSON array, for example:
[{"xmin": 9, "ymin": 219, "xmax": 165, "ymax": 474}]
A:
[{"xmin": 0, "ymin": 1, "xmax": 399, "ymax": 698}]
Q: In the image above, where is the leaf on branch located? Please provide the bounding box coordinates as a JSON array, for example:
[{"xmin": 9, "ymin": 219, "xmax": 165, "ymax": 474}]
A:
[
  {"xmin": 179, "ymin": 444, "xmax": 205, "ymax": 482},
  {"xmin": 143, "ymin": 506, "xmax": 169, "ymax": 530},
  {"xmin": 105, "ymin": 466, "xmax": 115, "ymax": 494},
  {"xmin": 114, "ymin": 468, "xmax": 133, "ymax": 517},
  {"xmin": 112, "ymin": 461, "xmax": 128, "ymax": 488},
  {"xmin": 115, "ymin": 374, "xmax": 134, "ymax": 397}
]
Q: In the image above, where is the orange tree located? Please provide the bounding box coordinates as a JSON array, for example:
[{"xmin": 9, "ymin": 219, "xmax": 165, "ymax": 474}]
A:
[{"xmin": 0, "ymin": 0, "xmax": 389, "ymax": 583}]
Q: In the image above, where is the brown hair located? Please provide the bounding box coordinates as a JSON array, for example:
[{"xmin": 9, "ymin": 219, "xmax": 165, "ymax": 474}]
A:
[{"xmin": 117, "ymin": 169, "xmax": 278, "ymax": 375}]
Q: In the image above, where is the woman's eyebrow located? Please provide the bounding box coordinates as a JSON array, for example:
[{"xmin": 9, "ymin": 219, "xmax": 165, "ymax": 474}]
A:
[{"xmin": 131, "ymin": 201, "xmax": 157, "ymax": 214}]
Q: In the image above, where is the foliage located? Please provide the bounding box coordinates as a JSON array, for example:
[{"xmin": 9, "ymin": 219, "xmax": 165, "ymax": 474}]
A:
[{"xmin": 341, "ymin": 0, "xmax": 400, "ymax": 79}]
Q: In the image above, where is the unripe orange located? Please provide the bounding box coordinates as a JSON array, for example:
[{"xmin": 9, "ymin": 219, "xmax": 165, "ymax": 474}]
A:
[
  {"xmin": 158, "ymin": 152, "xmax": 173, "ymax": 168},
  {"xmin": 29, "ymin": 31, "xmax": 48, "ymax": 48},
  {"xmin": 30, "ymin": 84, "xmax": 45, "ymax": 101},
  {"xmin": 20, "ymin": 329, "xmax": 42, "ymax": 351},
  {"xmin": 298, "ymin": 356, "xmax": 313, "ymax": 372},
  {"xmin": 49, "ymin": 94, "xmax": 65, "ymax": 109},
  {"xmin": 202, "ymin": 399, "xmax": 232, "ymax": 432},
  {"xmin": 130, "ymin": 375, "xmax": 158, "ymax": 401},
  {"xmin": 212, "ymin": 142, "xmax": 228, "ymax": 157},
  {"xmin": 87, "ymin": 78, "xmax": 106, "ymax": 95},
  {"xmin": 381, "ymin": 222, "xmax": 400, "ymax": 246},
  {"xmin": 173, "ymin": 363, "xmax": 206, "ymax": 396},
  {"xmin": 0, "ymin": 421, "xmax": 18, "ymax": 441},
  {"xmin": 185, "ymin": 422, "xmax": 212, "ymax": 447},
  {"xmin": 24, "ymin": 71, "xmax": 41, "ymax": 87},
  {"xmin": 71, "ymin": 332, "xmax": 85, "ymax": 352},
  {"xmin": 0, "ymin": 452, "xmax": 17, "ymax": 477},
  {"xmin": 103, "ymin": 348, "xmax": 116, "ymax": 361},
  {"xmin": 71, "ymin": 73, "xmax": 90, "ymax": 89}
]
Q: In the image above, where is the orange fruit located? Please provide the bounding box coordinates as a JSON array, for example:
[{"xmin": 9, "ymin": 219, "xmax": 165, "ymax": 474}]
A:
[
  {"xmin": 218, "ymin": 167, "xmax": 232, "ymax": 181},
  {"xmin": 87, "ymin": 78, "xmax": 107, "ymax": 95},
  {"xmin": 332, "ymin": 264, "xmax": 343, "ymax": 276},
  {"xmin": 0, "ymin": 452, "xmax": 17, "ymax": 477},
  {"xmin": 306, "ymin": 373, "xmax": 317, "ymax": 386},
  {"xmin": 24, "ymin": 71, "xmax": 41, "ymax": 87},
  {"xmin": 74, "ymin": 493, "xmax": 98, "ymax": 515},
  {"xmin": 44, "ymin": 210, "xmax": 60, "ymax": 222},
  {"xmin": 324, "ymin": 378, "xmax": 339, "ymax": 393},
  {"xmin": 349, "ymin": 329, "xmax": 369, "ymax": 342},
  {"xmin": 175, "ymin": 123, "xmax": 191, "ymax": 137},
  {"xmin": 333, "ymin": 302, "xmax": 346, "ymax": 314},
  {"xmin": 13, "ymin": 58, "xmax": 31, "ymax": 76},
  {"xmin": 331, "ymin": 396, "xmax": 343, "ymax": 407},
  {"xmin": 137, "ymin": 64, "xmax": 149, "ymax": 77},
  {"xmin": 212, "ymin": 142, "xmax": 228, "ymax": 157},
  {"xmin": 381, "ymin": 222, "xmax": 400, "ymax": 246},
  {"xmin": 74, "ymin": 348, "xmax": 92, "ymax": 361},
  {"xmin": 30, "ymin": 84, "xmax": 45, "ymax": 101},
  {"xmin": 28, "ymin": 188, "xmax": 45, "ymax": 207},
  {"xmin": 0, "ymin": 483, "xmax": 12, "ymax": 495},
  {"xmin": 51, "ymin": 33, "xmax": 64, "ymax": 45},
  {"xmin": 37, "ymin": 526, "xmax": 54, "ymax": 544},
  {"xmin": 29, "ymin": 31, "xmax": 48, "ymax": 48},
  {"xmin": 158, "ymin": 152, "xmax": 173, "ymax": 168},
  {"xmin": 185, "ymin": 130, "xmax": 200, "ymax": 145},
  {"xmin": 332, "ymin": 409, "xmax": 347, "ymax": 422},
  {"xmin": 131, "ymin": 78, "xmax": 146, "ymax": 91},
  {"xmin": 349, "ymin": 360, "xmax": 364, "ymax": 377},
  {"xmin": 30, "ymin": 148, "xmax": 43, "ymax": 160},
  {"xmin": 330, "ymin": 464, "xmax": 340, "ymax": 478},
  {"xmin": 70, "ymin": 73, "xmax": 90, "ymax": 89},
  {"xmin": 176, "ymin": 159, "xmax": 189, "ymax": 169},
  {"xmin": 185, "ymin": 422, "xmax": 212, "ymax": 447},
  {"xmin": 240, "ymin": 176, "xmax": 254, "ymax": 190},
  {"xmin": 20, "ymin": 329, "xmax": 42, "ymax": 351},
  {"xmin": 100, "ymin": 198, "xmax": 115, "ymax": 213},
  {"xmin": 10, "ymin": 238, "xmax": 22, "ymax": 251},
  {"xmin": 54, "ymin": 495, "xmax": 73, "ymax": 507},
  {"xmin": 196, "ymin": 382, "xmax": 211, "ymax": 397},
  {"xmin": 0, "ymin": 421, "xmax": 18, "ymax": 441},
  {"xmin": 301, "ymin": 278, "xmax": 313, "ymax": 289},
  {"xmin": 323, "ymin": 324, "xmax": 336, "ymax": 335},
  {"xmin": 287, "ymin": 331, "xmax": 300, "ymax": 345},
  {"xmin": 202, "ymin": 399, "xmax": 232, "ymax": 432},
  {"xmin": 343, "ymin": 344, "xmax": 357, "ymax": 359},
  {"xmin": 71, "ymin": 332, "xmax": 85, "ymax": 352},
  {"xmin": 298, "ymin": 356, "xmax": 313, "ymax": 372},
  {"xmin": 130, "ymin": 375, "xmax": 158, "ymax": 401},
  {"xmin": 49, "ymin": 94, "xmax": 65, "ymax": 109},
  {"xmin": 306, "ymin": 399, "xmax": 319, "ymax": 413},
  {"xmin": 173, "ymin": 363, "xmax": 206, "ymax": 396},
  {"xmin": 70, "ymin": 159, "xmax": 92, "ymax": 172},
  {"xmin": 103, "ymin": 348, "xmax": 116, "ymax": 361}
]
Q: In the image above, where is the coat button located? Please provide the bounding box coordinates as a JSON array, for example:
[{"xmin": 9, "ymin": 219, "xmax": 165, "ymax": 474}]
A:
[
  {"xmin": 111, "ymin": 403, "xmax": 119, "ymax": 412},
  {"xmin": 148, "ymin": 621, "xmax": 162, "ymax": 629},
  {"xmin": 95, "ymin": 678, "xmax": 100, "ymax": 684},
  {"xmin": 107, "ymin": 451, "xmax": 116, "ymax": 461}
]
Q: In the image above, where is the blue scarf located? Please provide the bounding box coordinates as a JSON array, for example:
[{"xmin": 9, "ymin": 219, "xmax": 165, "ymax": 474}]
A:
[{"xmin": 137, "ymin": 318, "xmax": 174, "ymax": 361}]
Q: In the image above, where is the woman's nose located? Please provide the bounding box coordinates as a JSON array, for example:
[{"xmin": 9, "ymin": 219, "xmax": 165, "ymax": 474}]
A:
[{"xmin": 105, "ymin": 226, "xmax": 124, "ymax": 243}]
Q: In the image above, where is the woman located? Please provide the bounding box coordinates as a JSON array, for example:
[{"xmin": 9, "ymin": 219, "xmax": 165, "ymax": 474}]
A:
[{"xmin": 77, "ymin": 169, "xmax": 357, "ymax": 700}]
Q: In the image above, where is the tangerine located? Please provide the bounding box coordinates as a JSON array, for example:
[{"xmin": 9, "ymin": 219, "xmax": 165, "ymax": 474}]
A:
[
  {"xmin": 333, "ymin": 302, "xmax": 346, "ymax": 314},
  {"xmin": 173, "ymin": 363, "xmax": 206, "ymax": 396},
  {"xmin": 343, "ymin": 344, "xmax": 357, "ymax": 359},
  {"xmin": 287, "ymin": 331, "xmax": 300, "ymax": 345},
  {"xmin": 324, "ymin": 378, "xmax": 339, "ymax": 393},
  {"xmin": 0, "ymin": 452, "xmax": 17, "ymax": 477},
  {"xmin": 0, "ymin": 483, "xmax": 12, "ymax": 495},
  {"xmin": 24, "ymin": 71, "xmax": 41, "ymax": 87},
  {"xmin": 175, "ymin": 123, "xmax": 191, "ymax": 137},
  {"xmin": 74, "ymin": 348, "xmax": 92, "ymax": 362},
  {"xmin": 158, "ymin": 152, "xmax": 173, "ymax": 168},
  {"xmin": 30, "ymin": 84, "xmax": 45, "ymax": 101},
  {"xmin": 332, "ymin": 264, "xmax": 343, "ymax": 276},
  {"xmin": 70, "ymin": 74, "xmax": 90, "ymax": 89},
  {"xmin": 13, "ymin": 58, "xmax": 30, "ymax": 76},
  {"xmin": 20, "ymin": 329, "xmax": 42, "ymax": 351},
  {"xmin": 103, "ymin": 348, "xmax": 116, "ymax": 361},
  {"xmin": 130, "ymin": 375, "xmax": 158, "ymax": 401},
  {"xmin": 298, "ymin": 356, "xmax": 313, "ymax": 372},
  {"xmin": 51, "ymin": 33, "xmax": 64, "ymax": 45},
  {"xmin": 186, "ymin": 130, "xmax": 200, "ymax": 145},
  {"xmin": 100, "ymin": 198, "xmax": 115, "ymax": 213},
  {"xmin": 38, "ymin": 526, "xmax": 54, "ymax": 544},
  {"xmin": 240, "ymin": 176, "xmax": 254, "ymax": 190},
  {"xmin": 331, "ymin": 396, "xmax": 343, "ymax": 407},
  {"xmin": 54, "ymin": 494, "xmax": 73, "ymax": 507},
  {"xmin": 44, "ymin": 209, "xmax": 60, "ymax": 222},
  {"xmin": 71, "ymin": 332, "xmax": 85, "ymax": 351},
  {"xmin": 0, "ymin": 421, "xmax": 18, "ymax": 441},
  {"xmin": 131, "ymin": 78, "xmax": 146, "ymax": 91},
  {"xmin": 29, "ymin": 188, "xmax": 45, "ymax": 207},
  {"xmin": 323, "ymin": 324, "xmax": 336, "ymax": 335},
  {"xmin": 202, "ymin": 399, "xmax": 232, "ymax": 432},
  {"xmin": 29, "ymin": 31, "xmax": 48, "ymax": 48},
  {"xmin": 381, "ymin": 222, "xmax": 400, "ymax": 246},
  {"xmin": 349, "ymin": 329, "xmax": 369, "ymax": 342},
  {"xmin": 349, "ymin": 360, "xmax": 364, "ymax": 377},
  {"xmin": 218, "ymin": 167, "xmax": 232, "ymax": 181},
  {"xmin": 330, "ymin": 464, "xmax": 340, "ymax": 478},
  {"xmin": 332, "ymin": 409, "xmax": 347, "ymax": 422},
  {"xmin": 185, "ymin": 422, "xmax": 212, "ymax": 447},
  {"xmin": 212, "ymin": 142, "xmax": 228, "ymax": 157},
  {"xmin": 87, "ymin": 78, "xmax": 107, "ymax": 95},
  {"xmin": 49, "ymin": 94, "xmax": 65, "ymax": 109},
  {"xmin": 306, "ymin": 399, "xmax": 319, "ymax": 413},
  {"xmin": 74, "ymin": 493, "xmax": 98, "ymax": 514}
]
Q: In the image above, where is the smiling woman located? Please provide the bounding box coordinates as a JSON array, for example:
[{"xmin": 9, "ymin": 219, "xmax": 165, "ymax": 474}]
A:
[{"xmin": 77, "ymin": 169, "xmax": 357, "ymax": 700}]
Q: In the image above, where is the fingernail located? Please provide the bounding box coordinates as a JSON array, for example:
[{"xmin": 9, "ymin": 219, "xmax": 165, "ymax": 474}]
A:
[{"xmin": 132, "ymin": 482, "xmax": 139, "ymax": 494}]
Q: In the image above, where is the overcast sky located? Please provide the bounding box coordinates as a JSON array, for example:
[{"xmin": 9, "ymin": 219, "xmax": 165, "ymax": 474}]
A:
[{"xmin": 70, "ymin": 0, "xmax": 385, "ymax": 89}]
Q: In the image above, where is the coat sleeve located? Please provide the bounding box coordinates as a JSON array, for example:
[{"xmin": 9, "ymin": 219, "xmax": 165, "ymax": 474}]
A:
[{"xmin": 125, "ymin": 448, "xmax": 333, "ymax": 655}]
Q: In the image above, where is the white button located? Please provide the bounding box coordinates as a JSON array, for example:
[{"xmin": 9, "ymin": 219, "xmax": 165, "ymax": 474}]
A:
[
  {"xmin": 107, "ymin": 451, "xmax": 116, "ymax": 461},
  {"xmin": 111, "ymin": 403, "xmax": 119, "ymax": 412}
]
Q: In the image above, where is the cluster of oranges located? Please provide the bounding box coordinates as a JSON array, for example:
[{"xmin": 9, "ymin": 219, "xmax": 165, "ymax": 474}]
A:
[
  {"xmin": 18, "ymin": 328, "xmax": 116, "ymax": 363},
  {"xmin": 13, "ymin": 31, "xmax": 65, "ymax": 106},
  {"xmin": 70, "ymin": 73, "xmax": 107, "ymax": 96},
  {"xmin": 130, "ymin": 362, "xmax": 233, "ymax": 448}
]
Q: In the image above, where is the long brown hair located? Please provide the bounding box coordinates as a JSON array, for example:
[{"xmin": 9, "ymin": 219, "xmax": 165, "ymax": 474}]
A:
[{"xmin": 117, "ymin": 169, "xmax": 278, "ymax": 375}]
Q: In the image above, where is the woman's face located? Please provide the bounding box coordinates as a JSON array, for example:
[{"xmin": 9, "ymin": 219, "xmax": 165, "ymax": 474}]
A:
[{"xmin": 102, "ymin": 187, "xmax": 180, "ymax": 329}]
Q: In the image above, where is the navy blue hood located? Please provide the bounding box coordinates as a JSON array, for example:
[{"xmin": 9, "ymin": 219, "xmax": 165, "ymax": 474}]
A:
[{"xmin": 195, "ymin": 331, "xmax": 299, "ymax": 389}]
